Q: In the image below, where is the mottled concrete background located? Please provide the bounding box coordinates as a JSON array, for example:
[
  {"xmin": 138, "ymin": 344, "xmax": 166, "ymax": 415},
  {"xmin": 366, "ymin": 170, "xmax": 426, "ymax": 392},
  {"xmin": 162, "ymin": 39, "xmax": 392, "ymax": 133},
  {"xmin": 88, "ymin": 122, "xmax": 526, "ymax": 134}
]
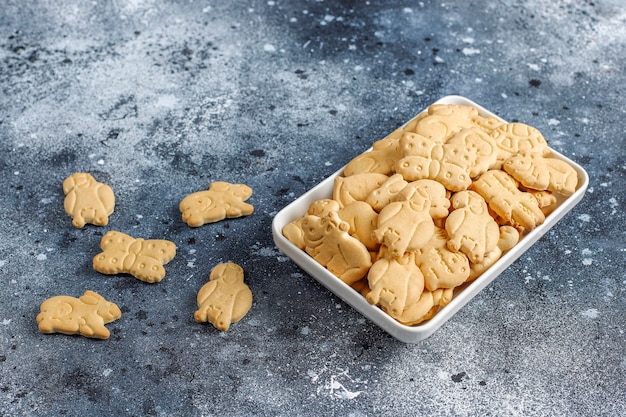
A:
[{"xmin": 1, "ymin": 1, "xmax": 625, "ymax": 416}]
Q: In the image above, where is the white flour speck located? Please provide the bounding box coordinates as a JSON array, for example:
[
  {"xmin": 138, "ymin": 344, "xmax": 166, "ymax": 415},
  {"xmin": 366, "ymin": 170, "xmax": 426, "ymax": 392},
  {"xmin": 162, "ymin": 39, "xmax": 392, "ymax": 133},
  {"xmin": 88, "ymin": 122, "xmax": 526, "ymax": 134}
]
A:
[
  {"xmin": 300, "ymin": 326, "xmax": 310, "ymax": 335},
  {"xmin": 548, "ymin": 118, "xmax": 560, "ymax": 126},
  {"xmin": 527, "ymin": 63, "xmax": 540, "ymax": 71},
  {"xmin": 103, "ymin": 368, "xmax": 114, "ymax": 377},
  {"xmin": 582, "ymin": 258, "xmax": 593, "ymax": 266},
  {"xmin": 263, "ymin": 44, "xmax": 276, "ymax": 52},
  {"xmin": 578, "ymin": 214, "xmax": 591, "ymax": 222},
  {"xmin": 462, "ymin": 47, "xmax": 480, "ymax": 56},
  {"xmin": 580, "ymin": 308, "xmax": 599, "ymax": 319},
  {"xmin": 2, "ymin": 319, "xmax": 11, "ymax": 325},
  {"xmin": 36, "ymin": 253, "xmax": 47, "ymax": 261},
  {"xmin": 0, "ymin": 260, "xmax": 6, "ymax": 267}
]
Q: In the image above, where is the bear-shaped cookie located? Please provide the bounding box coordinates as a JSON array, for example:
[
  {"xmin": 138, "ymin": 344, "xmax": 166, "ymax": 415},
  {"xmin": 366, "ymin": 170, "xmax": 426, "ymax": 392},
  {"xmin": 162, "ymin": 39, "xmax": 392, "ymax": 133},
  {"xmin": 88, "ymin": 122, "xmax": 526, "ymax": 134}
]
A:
[
  {"xmin": 63, "ymin": 172, "xmax": 115, "ymax": 228},
  {"xmin": 194, "ymin": 262, "xmax": 253, "ymax": 331}
]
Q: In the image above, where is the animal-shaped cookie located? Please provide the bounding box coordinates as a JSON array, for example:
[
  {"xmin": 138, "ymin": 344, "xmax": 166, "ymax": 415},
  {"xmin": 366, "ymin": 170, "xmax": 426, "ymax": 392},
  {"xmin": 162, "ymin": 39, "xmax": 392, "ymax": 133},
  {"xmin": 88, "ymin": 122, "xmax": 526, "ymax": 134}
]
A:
[
  {"xmin": 333, "ymin": 173, "xmax": 389, "ymax": 208},
  {"xmin": 37, "ymin": 290, "xmax": 122, "ymax": 339},
  {"xmin": 343, "ymin": 135, "xmax": 403, "ymax": 176},
  {"xmin": 194, "ymin": 262, "xmax": 253, "ymax": 331},
  {"xmin": 413, "ymin": 104, "xmax": 482, "ymax": 142},
  {"xmin": 394, "ymin": 179, "xmax": 451, "ymax": 220},
  {"xmin": 282, "ymin": 199, "xmax": 341, "ymax": 249},
  {"xmin": 445, "ymin": 190, "xmax": 500, "ymax": 264},
  {"xmin": 446, "ymin": 127, "xmax": 499, "ymax": 177},
  {"xmin": 337, "ymin": 201, "xmax": 380, "ymax": 251},
  {"xmin": 63, "ymin": 172, "xmax": 115, "ymax": 228},
  {"xmin": 391, "ymin": 287, "xmax": 454, "ymax": 326},
  {"xmin": 395, "ymin": 133, "xmax": 477, "ymax": 191},
  {"xmin": 373, "ymin": 199, "xmax": 435, "ymax": 258},
  {"xmin": 415, "ymin": 227, "xmax": 470, "ymax": 291},
  {"xmin": 503, "ymin": 152, "xmax": 578, "ymax": 196},
  {"xmin": 366, "ymin": 252, "xmax": 424, "ymax": 316},
  {"xmin": 468, "ymin": 225, "xmax": 519, "ymax": 282},
  {"xmin": 470, "ymin": 170, "xmax": 545, "ymax": 231},
  {"xmin": 93, "ymin": 230, "xmax": 177, "ymax": 283},
  {"xmin": 489, "ymin": 122, "xmax": 550, "ymax": 168},
  {"xmin": 302, "ymin": 211, "xmax": 372, "ymax": 284},
  {"xmin": 366, "ymin": 173, "xmax": 409, "ymax": 212},
  {"xmin": 180, "ymin": 181, "xmax": 254, "ymax": 227}
]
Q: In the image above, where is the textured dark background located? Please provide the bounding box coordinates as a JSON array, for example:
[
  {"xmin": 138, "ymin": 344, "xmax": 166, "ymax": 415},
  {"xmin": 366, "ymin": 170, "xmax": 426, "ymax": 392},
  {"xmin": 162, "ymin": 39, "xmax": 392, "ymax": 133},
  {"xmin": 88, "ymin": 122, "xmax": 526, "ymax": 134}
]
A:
[{"xmin": 1, "ymin": 1, "xmax": 625, "ymax": 416}]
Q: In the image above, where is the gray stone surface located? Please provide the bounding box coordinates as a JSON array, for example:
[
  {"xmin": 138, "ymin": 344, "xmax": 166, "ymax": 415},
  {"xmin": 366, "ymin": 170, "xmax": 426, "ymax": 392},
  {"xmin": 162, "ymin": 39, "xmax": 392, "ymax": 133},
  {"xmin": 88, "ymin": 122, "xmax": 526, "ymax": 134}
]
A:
[{"xmin": 1, "ymin": 1, "xmax": 625, "ymax": 416}]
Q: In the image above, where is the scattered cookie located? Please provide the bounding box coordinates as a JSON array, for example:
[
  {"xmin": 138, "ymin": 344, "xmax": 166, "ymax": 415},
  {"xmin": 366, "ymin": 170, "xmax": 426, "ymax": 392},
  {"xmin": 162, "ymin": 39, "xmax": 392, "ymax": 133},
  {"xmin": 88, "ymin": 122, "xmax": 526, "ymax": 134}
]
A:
[
  {"xmin": 93, "ymin": 230, "xmax": 177, "ymax": 283},
  {"xmin": 180, "ymin": 181, "xmax": 254, "ymax": 227},
  {"xmin": 36, "ymin": 290, "xmax": 121, "ymax": 339},
  {"xmin": 63, "ymin": 172, "xmax": 115, "ymax": 228},
  {"xmin": 194, "ymin": 262, "xmax": 252, "ymax": 331}
]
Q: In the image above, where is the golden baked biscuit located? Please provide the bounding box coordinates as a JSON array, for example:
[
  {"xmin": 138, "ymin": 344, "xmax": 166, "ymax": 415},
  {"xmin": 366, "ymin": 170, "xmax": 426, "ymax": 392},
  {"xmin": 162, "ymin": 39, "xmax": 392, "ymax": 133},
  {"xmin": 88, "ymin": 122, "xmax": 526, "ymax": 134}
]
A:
[
  {"xmin": 391, "ymin": 288, "xmax": 454, "ymax": 326},
  {"xmin": 37, "ymin": 290, "xmax": 121, "ymax": 339},
  {"xmin": 445, "ymin": 190, "xmax": 500, "ymax": 264},
  {"xmin": 470, "ymin": 170, "xmax": 545, "ymax": 231},
  {"xmin": 415, "ymin": 227, "xmax": 470, "ymax": 291},
  {"xmin": 302, "ymin": 211, "xmax": 372, "ymax": 284},
  {"xmin": 63, "ymin": 172, "xmax": 115, "ymax": 228},
  {"xmin": 366, "ymin": 173, "xmax": 409, "ymax": 212},
  {"xmin": 333, "ymin": 173, "xmax": 389, "ymax": 208},
  {"xmin": 337, "ymin": 201, "xmax": 380, "ymax": 251},
  {"xmin": 490, "ymin": 122, "xmax": 550, "ymax": 168},
  {"xmin": 468, "ymin": 225, "xmax": 519, "ymax": 282},
  {"xmin": 180, "ymin": 181, "xmax": 253, "ymax": 227},
  {"xmin": 373, "ymin": 199, "xmax": 435, "ymax": 258},
  {"xmin": 93, "ymin": 230, "xmax": 177, "ymax": 283},
  {"xmin": 282, "ymin": 199, "xmax": 342, "ymax": 249},
  {"xmin": 366, "ymin": 252, "xmax": 424, "ymax": 316},
  {"xmin": 343, "ymin": 135, "xmax": 403, "ymax": 176},
  {"xmin": 446, "ymin": 127, "xmax": 498, "ymax": 178},
  {"xmin": 503, "ymin": 152, "xmax": 578, "ymax": 196},
  {"xmin": 194, "ymin": 262, "xmax": 252, "ymax": 331},
  {"xmin": 413, "ymin": 104, "xmax": 481, "ymax": 142}
]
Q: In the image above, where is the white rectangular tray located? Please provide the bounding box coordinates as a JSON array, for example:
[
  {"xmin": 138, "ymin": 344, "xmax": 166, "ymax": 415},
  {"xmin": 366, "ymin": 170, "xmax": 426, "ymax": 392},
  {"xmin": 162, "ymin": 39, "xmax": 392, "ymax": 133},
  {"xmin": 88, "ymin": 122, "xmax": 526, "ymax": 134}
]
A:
[{"xmin": 272, "ymin": 95, "xmax": 589, "ymax": 343}]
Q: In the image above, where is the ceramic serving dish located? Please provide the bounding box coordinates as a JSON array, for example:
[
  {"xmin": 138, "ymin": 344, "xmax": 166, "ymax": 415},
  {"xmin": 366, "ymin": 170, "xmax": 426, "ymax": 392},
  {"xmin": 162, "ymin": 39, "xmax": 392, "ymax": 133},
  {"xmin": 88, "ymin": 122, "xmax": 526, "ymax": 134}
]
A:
[{"xmin": 272, "ymin": 95, "xmax": 589, "ymax": 343}]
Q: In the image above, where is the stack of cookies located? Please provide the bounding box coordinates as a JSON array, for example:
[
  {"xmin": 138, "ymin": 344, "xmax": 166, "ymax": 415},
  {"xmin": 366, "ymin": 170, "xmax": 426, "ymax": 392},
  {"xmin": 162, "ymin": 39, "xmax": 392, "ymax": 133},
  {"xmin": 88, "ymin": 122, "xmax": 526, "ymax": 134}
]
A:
[{"xmin": 282, "ymin": 103, "xmax": 579, "ymax": 326}]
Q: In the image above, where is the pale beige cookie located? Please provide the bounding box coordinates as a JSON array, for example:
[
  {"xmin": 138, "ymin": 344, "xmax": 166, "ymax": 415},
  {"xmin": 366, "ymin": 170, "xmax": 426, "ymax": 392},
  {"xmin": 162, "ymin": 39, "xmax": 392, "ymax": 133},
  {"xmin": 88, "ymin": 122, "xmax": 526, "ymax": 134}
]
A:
[
  {"xmin": 343, "ymin": 135, "xmax": 403, "ymax": 176},
  {"xmin": 63, "ymin": 172, "xmax": 115, "ymax": 228},
  {"xmin": 302, "ymin": 212, "xmax": 372, "ymax": 284},
  {"xmin": 395, "ymin": 143, "xmax": 477, "ymax": 191},
  {"xmin": 282, "ymin": 199, "xmax": 342, "ymax": 249},
  {"xmin": 391, "ymin": 288, "xmax": 454, "ymax": 326},
  {"xmin": 446, "ymin": 127, "xmax": 498, "ymax": 178},
  {"xmin": 194, "ymin": 262, "xmax": 252, "ymax": 331},
  {"xmin": 366, "ymin": 252, "xmax": 424, "ymax": 316},
  {"xmin": 394, "ymin": 179, "xmax": 451, "ymax": 220},
  {"xmin": 503, "ymin": 152, "xmax": 579, "ymax": 196},
  {"xmin": 337, "ymin": 201, "xmax": 380, "ymax": 251},
  {"xmin": 350, "ymin": 278, "xmax": 371, "ymax": 298},
  {"xmin": 332, "ymin": 173, "xmax": 389, "ymax": 208},
  {"xmin": 445, "ymin": 190, "xmax": 500, "ymax": 264},
  {"xmin": 373, "ymin": 199, "xmax": 435, "ymax": 258},
  {"xmin": 37, "ymin": 290, "xmax": 121, "ymax": 339},
  {"xmin": 93, "ymin": 230, "xmax": 177, "ymax": 283},
  {"xmin": 523, "ymin": 188, "xmax": 558, "ymax": 216},
  {"xmin": 414, "ymin": 104, "xmax": 481, "ymax": 142},
  {"xmin": 366, "ymin": 173, "xmax": 409, "ymax": 212},
  {"xmin": 470, "ymin": 170, "xmax": 545, "ymax": 231},
  {"xmin": 180, "ymin": 181, "xmax": 253, "ymax": 227},
  {"xmin": 489, "ymin": 122, "xmax": 550, "ymax": 169},
  {"xmin": 468, "ymin": 225, "xmax": 519, "ymax": 282},
  {"xmin": 415, "ymin": 227, "xmax": 470, "ymax": 291}
]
